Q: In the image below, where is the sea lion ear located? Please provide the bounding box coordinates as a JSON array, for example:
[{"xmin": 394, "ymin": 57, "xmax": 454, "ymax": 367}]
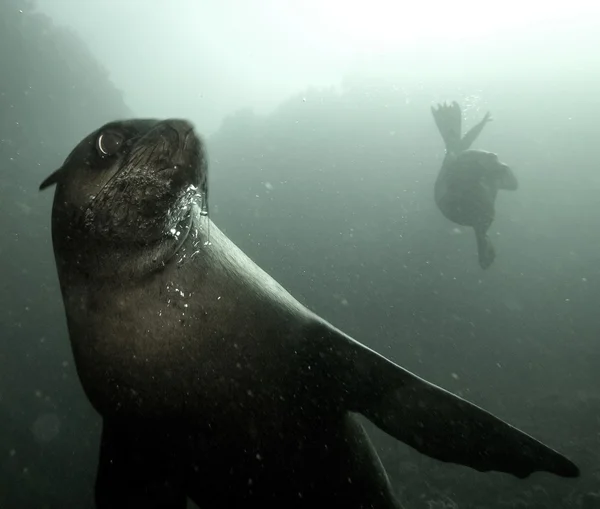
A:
[{"xmin": 39, "ymin": 167, "xmax": 63, "ymax": 191}]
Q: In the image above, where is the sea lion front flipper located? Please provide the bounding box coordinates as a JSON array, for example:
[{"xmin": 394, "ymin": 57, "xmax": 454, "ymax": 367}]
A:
[
  {"xmin": 431, "ymin": 101, "xmax": 463, "ymax": 154},
  {"xmin": 474, "ymin": 226, "xmax": 496, "ymax": 269},
  {"xmin": 39, "ymin": 167, "xmax": 63, "ymax": 190},
  {"xmin": 95, "ymin": 420, "xmax": 188, "ymax": 509},
  {"xmin": 315, "ymin": 324, "xmax": 580, "ymax": 479}
]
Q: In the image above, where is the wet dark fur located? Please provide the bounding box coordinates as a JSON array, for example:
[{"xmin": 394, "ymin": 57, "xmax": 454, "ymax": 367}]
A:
[
  {"xmin": 40, "ymin": 119, "xmax": 577, "ymax": 508},
  {"xmin": 431, "ymin": 102, "xmax": 518, "ymax": 269}
]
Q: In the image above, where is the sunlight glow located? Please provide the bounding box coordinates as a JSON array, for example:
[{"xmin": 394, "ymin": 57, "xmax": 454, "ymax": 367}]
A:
[{"xmin": 294, "ymin": 0, "xmax": 600, "ymax": 51}]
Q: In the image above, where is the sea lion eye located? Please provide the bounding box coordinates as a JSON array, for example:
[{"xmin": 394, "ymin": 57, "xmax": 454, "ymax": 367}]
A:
[{"xmin": 96, "ymin": 132, "xmax": 123, "ymax": 157}]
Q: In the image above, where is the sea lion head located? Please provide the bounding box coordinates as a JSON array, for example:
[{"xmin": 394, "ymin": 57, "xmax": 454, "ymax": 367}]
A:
[
  {"xmin": 436, "ymin": 149, "xmax": 517, "ymax": 230},
  {"xmin": 440, "ymin": 148, "xmax": 515, "ymax": 199},
  {"xmin": 451, "ymin": 149, "xmax": 510, "ymax": 175},
  {"xmin": 40, "ymin": 118, "xmax": 208, "ymax": 251}
]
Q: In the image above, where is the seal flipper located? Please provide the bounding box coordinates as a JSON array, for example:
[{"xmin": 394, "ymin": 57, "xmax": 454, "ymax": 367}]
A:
[
  {"xmin": 315, "ymin": 323, "xmax": 580, "ymax": 479},
  {"xmin": 95, "ymin": 419, "xmax": 188, "ymax": 509},
  {"xmin": 474, "ymin": 227, "xmax": 496, "ymax": 269},
  {"xmin": 431, "ymin": 101, "xmax": 463, "ymax": 154},
  {"xmin": 431, "ymin": 101, "xmax": 493, "ymax": 154},
  {"xmin": 459, "ymin": 111, "xmax": 492, "ymax": 153},
  {"xmin": 39, "ymin": 168, "xmax": 62, "ymax": 190}
]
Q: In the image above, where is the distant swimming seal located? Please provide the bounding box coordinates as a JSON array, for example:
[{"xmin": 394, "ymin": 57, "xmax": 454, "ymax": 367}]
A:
[
  {"xmin": 431, "ymin": 101, "xmax": 518, "ymax": 269},
  {"xmin": 40, "ymin": 118, "xmax": 577, "ymax": 508}
]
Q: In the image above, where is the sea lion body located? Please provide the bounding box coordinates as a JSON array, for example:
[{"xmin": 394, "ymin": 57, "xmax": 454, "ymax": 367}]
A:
[
  {"xmin": 435, "ymin": 149, "xmax": 507, "ymax": 227},
  {"xmin": 63, "ymin": 213, "xmax": 316, "ymax": 423},
  {"xmin": 76, "ymin": 222, "xmax": 396, "ymax": 507},
  {"xmin": 431, "ymin": 102, "xmax": 518, "ymax": 269},
  {"xmin": 41, "ymin": 119, "xmax": 577, "ymax": 508}
]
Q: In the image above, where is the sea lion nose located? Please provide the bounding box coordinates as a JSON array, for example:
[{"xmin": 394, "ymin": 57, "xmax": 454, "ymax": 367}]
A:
[
  {"xmin": 154, "ymin": 119, "xmax": 197, "ymax": 161},
  {"xmin": 151, "ymin": 120, "xmax": 201, "ymax": 171},
  {"xmin": 163, "ymin": 119, "xmax": 195, "ymax": 138}
]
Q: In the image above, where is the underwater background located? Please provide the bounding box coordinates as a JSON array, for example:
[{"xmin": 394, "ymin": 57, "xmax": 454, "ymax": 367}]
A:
[{"xmin": 1, "ymin": 1, "xmax": 599, "ymax": 507}]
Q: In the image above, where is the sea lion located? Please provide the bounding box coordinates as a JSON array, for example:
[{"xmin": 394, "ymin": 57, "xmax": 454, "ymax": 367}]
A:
[
  {"xmin": 40, "ymin": 118, "xmax": 577, "ymax": 508},
  {"xmin": 431, "ymin": 101, "xmax": 518, "ymax": 269}
]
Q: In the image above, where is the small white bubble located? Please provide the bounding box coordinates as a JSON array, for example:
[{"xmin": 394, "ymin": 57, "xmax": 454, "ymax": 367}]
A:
[{"xmin": 451, "ymin": 373, "xmax": 459, "ymax": 380}]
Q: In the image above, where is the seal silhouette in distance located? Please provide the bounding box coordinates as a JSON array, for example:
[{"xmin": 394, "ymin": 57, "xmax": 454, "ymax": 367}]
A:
[
  {"xmin": 40, "ymin": 118, "xmax": 578, "ymax": 508},
  {"xmin": 431, "ymin": 101, "xmax": 519, "ymax": 269}
]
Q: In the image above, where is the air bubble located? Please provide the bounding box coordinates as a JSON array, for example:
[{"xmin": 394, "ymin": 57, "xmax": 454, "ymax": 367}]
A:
[{"xmin": 200, "ymin": 189, "xmax": 209, "ymax": 216}]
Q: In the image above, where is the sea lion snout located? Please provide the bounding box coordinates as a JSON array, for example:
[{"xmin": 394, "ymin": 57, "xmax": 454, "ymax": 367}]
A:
[
  {"xmin": 148, "ymin": 119, "xmax": 198, "ymax": 160},
  {"xmin": 158, "ymin": 118, "xmax": 196, "ymax": 139},
  {"xmin": 140, "ymin": 119, "xmax": 203, "ymax": 183}
]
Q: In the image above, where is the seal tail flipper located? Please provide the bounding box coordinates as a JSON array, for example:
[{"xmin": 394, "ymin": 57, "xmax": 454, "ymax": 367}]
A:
[
  {"xmin": 474, "ymin": 227, "xmax": 496, "ymax": 269},
  {"xmin": 315, "ymin": 326, "xmax": 581, "ymax": 480},
  {"xmin": 431, "ymin": 101, "xmax": 463, "ymax": 154},
  {"xmin": 459, "ymin": 111, "xmax": 492, "ymax": 152}
]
